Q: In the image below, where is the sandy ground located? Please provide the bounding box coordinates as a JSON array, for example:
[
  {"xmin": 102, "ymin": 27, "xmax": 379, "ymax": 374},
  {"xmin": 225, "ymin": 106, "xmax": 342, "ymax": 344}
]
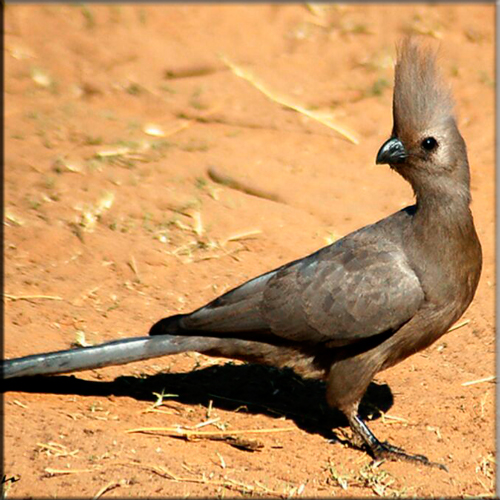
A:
[{"xmin": 3, "ymin": 4, "xmax": 495, "ymax": 498}]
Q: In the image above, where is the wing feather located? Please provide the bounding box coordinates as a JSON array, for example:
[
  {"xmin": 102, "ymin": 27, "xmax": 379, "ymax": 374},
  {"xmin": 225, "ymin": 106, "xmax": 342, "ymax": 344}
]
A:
[{"xmin": 261, "ymin": 239, "xmax": 424, "ymax": 345}]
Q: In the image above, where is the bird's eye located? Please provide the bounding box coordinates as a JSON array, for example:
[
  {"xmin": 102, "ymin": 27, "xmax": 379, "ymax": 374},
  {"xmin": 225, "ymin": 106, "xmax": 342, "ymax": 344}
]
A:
[{"xmin": 421, "ymin": 137, "xmax": 438, "ymax": 151}]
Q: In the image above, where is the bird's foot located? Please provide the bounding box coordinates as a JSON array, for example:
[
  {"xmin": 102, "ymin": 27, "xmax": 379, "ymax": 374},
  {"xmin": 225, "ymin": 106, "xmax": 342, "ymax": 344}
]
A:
[
  {"xmin": 371, "ymin": 440, "xmax": 448, "ymax": 471},
  {"xmin": 348, "ymin": 413, "xmax": 448, "ymax": 471}
]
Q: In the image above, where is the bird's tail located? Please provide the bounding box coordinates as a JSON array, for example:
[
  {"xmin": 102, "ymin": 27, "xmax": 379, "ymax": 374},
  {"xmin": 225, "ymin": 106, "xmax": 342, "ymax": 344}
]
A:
[{"xmin": 2, "ymin": 334, "xmax": 221, "ymax": 379}]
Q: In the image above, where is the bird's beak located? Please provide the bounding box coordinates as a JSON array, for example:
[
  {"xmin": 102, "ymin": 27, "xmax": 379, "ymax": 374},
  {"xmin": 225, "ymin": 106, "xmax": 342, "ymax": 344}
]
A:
[{"xmin": 376, "ymin": 137, "xmax": 407, "ymax": 165}]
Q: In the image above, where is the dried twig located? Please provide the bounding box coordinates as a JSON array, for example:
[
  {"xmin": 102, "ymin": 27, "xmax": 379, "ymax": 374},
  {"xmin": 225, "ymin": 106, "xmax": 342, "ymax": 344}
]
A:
[
  {"xmin": 164, "ymin": 65, "xmax": 222, "ymax": 80},
  {"xmin": 222, "ymin": 229, "xmax": 262, "ymax": 245},
  {"xmin": 461, "ymin": 375, "xmax": 496, "ymax": 387},
  {"xmin": 38, "ymin": 442, "xmax": 80, "ymax": 457},
  {"xmin": 93, "ymin": 481, "xmax": 121, "ymax": 499},
  {"xmin": 125, "ymin": 426, "xmax": 296, "ymax": 436},
  {"xmin": 380, "ymin": 414, "xmax": 408, "ymax": 424},
  {"xmin": 203, "ymin": 435, "xmax": 264, "ymax": 452},
  {"xmin": 127, "ymin": 255, "xmax": 140, "ymax": 279},
  {"xmin": 447, "ymin": 319, "xmax": 470, "ymax": 333},
  {"xmin": 220, "ymin": 54, "xmax": 359, "ymax": 144},
  {"xmin": 4, "ymin": 293, "xmax": 63, "ymax": 302},
  {"xmin": 208, "ymin": 165, "xmax": 284, "ymax": 203},
  {"xmin": 45, "ymin": 467, "xmax": 96, "ymax": 475},
  {"xmin": 143, "ymin": 120, "xmax": 192, "ymax": 138}
]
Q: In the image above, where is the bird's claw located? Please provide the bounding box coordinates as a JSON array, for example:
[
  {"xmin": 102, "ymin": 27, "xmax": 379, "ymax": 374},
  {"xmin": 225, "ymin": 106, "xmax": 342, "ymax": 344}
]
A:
[{"xmin": 372, "ymin": 440, "xmax": 448, "ymax": 472}]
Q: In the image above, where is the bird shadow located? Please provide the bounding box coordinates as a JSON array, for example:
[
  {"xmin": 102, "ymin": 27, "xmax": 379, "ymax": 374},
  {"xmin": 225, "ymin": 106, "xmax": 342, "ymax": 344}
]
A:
[{"xmin": 3, "ymin": 362, "xmax": 393, "ymax": 445}]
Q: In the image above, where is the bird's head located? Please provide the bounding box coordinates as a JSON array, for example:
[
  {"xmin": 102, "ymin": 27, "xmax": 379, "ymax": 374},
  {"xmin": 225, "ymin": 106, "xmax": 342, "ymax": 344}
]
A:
[{"xmin": 376, "ymin": 38, "xmax": 471, "ymax": 204}]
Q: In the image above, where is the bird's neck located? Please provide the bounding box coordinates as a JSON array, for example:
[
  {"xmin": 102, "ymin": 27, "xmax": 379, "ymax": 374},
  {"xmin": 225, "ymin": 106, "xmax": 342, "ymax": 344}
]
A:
[
  {"xmin": 410, "ymin": 171, "xmax": 473, "ymax": 231},
  {"xmin": 405, "ymin": 171, "xmax": 480, "ymax": 279},
  {"xmin": 412, "ymin": 190, "xmax": 475, "ymax": 243},
  {"xmin": 406, "ymin": 178, "xmax": 482, "ymax": 311}
]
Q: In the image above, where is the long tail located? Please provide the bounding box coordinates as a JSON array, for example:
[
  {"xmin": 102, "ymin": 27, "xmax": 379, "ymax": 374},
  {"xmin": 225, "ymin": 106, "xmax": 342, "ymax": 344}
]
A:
[{"xmin": 2, "ymin": 335, "xmax": 221, "ymax": 379}]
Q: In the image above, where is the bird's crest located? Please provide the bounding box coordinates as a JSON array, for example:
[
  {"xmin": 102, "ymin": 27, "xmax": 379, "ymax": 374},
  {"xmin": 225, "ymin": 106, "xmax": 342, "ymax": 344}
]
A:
[{"xmin": 393, "ymin": 38, "xmax": 456, "ymax": 134}]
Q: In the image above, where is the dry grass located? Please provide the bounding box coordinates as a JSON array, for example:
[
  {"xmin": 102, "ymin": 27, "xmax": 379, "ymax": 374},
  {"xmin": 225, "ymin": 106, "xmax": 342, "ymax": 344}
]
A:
[{"xmin": 327, "ymin": 461, "xmax": 409, "ymax": 497}]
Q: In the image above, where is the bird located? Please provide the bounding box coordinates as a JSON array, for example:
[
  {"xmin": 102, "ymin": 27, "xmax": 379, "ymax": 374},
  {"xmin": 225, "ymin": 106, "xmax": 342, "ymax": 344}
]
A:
[{"xmin": 2, "ymin": 38, "xmax": 482, "ymax": 470}]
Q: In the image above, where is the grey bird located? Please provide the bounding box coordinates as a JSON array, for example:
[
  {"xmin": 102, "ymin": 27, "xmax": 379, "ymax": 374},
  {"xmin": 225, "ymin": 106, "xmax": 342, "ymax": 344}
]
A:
[{"xmin": 2, "ymin": 38, "xmax": 482, "ymax": 470}]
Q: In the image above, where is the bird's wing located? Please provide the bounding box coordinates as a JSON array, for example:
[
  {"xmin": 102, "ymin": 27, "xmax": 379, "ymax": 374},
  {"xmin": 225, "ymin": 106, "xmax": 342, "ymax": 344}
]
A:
[
  {"xmin": 182, "ymin": 231, "xmax": 424, "ymax": 346},
  {"xmin": 180, "ymin": 268, "xmax": 280, "ymax": 334},
  {"xmin": 261, "ymin": 237, "xmax": 425, "ymax": 345}
]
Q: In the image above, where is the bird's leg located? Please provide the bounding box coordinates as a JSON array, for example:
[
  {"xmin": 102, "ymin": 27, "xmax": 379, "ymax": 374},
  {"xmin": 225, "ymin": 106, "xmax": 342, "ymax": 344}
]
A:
[{"xmin": 348, "ymin": 413, "xmax": 448, "ymax": 471}]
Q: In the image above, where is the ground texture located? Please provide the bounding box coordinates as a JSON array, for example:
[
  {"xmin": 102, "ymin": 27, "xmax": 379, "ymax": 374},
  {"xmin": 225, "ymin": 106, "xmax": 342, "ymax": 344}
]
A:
[{"xmin": 3, "ymin": 4, "xmax": 495, "ymax": 498}]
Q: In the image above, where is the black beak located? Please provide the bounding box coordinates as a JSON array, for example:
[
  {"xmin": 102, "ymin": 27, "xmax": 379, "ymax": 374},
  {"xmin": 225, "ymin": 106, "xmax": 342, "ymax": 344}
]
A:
[{"xmin": 376, "ymin": 137, "xmax": 407, "ymax": 165}]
